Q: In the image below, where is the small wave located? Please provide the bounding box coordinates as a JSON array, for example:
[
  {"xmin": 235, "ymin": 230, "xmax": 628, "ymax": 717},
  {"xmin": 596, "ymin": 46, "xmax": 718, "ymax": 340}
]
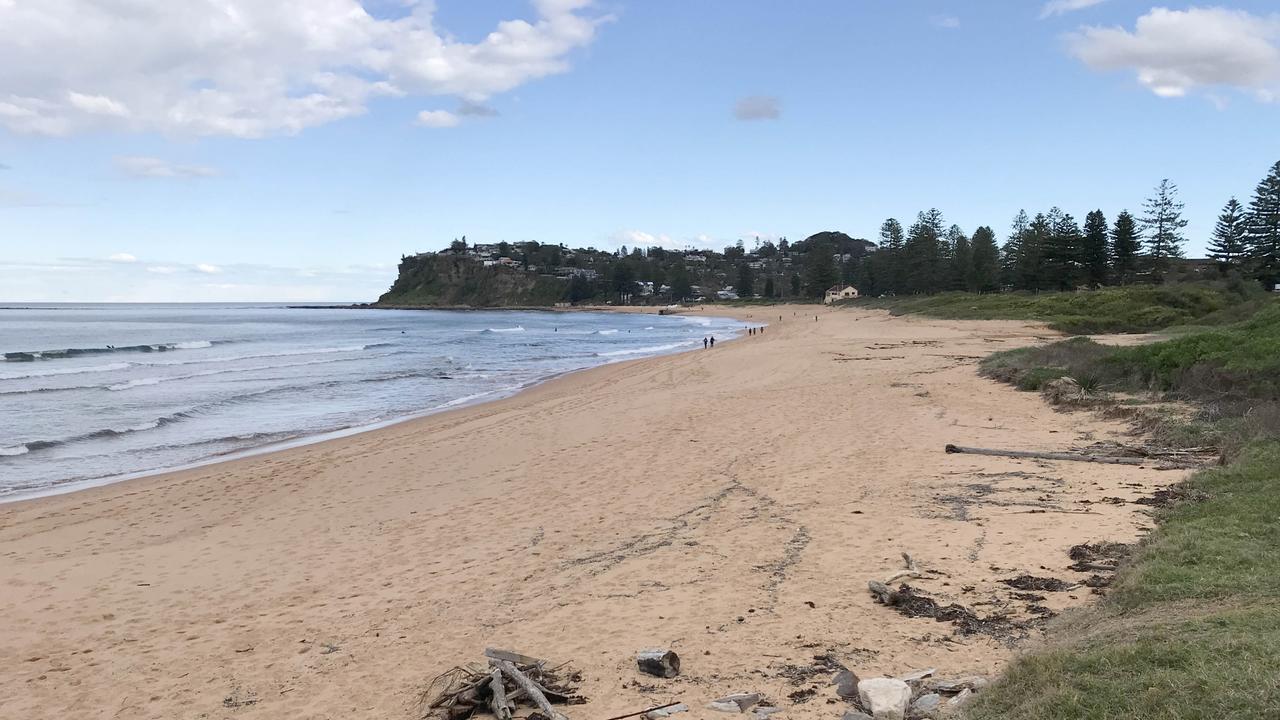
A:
[
  {"xmin": 0, "ymin": 445, "xmax": 29, "ymax": 457},
  {"xmin": 597, "ymin": 341, "xmax": 697, "ymax": 358},
  {"xmin": 644, "ymin": 326, "xmax": 655, "ymax": 330},
  {"xmin": 481, "ymin": 326, "xmax": 525, "ymax": 334},
  {"xmin": 135, "ymin": 344, "xmax": 371, "ymax": 368},
  {"xmin": 17, "ymin": 412, "xmax": 188, "ymax": 454},
  {"xmin": 594, "ymin": 329, "xmax": 619, "ymax": 335},
  {"xmin": 4, "ymin": 340, "xmax": 217, "ymax": 362},
  {"xmin": 0, "ymin": 362, "xmax": 131, "ymax": 381}
]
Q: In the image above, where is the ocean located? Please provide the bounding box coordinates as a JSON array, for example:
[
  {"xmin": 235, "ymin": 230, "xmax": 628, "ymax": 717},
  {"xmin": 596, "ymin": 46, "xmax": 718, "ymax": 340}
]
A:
[{"xmin": 0, "ymin": 304, "xmax": 744, "ymax": 500}]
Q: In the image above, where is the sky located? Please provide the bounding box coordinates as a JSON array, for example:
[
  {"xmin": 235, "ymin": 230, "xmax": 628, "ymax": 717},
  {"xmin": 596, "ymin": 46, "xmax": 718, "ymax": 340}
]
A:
[{"xmin": 3, "ymin": 0, "xmax": 1280, "ymax": 302}]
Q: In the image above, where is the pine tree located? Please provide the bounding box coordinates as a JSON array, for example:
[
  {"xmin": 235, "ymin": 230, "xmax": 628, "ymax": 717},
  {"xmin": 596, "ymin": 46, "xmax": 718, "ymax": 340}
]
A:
[
  {"xmin": 1001, "ymin": 210, "xmax": 1030, "ymax": 290},
  {"xmin": 1209, "ymin": 197, "xmax": 1249, "ymax": 274},
  {"xmin": 1044, "ymin": 208, "xmax": 1082, "ymax": 290},
  {"xmin": 1140, "ymin": 179, "xmax": 1188, "ymax": 283},
  {"xmin": 789, "ymin": 272, "xmax": 801, "ymax": 296},
  {"xmin": 1020, "ymin": 214, "xmax": 1052, "ymax": 291},
  {"xmin": 803, "ymin": 240, "xmax": 837, "ymax": 297},
  {"xmin": 1245, "ymin": 161, "xmax": 1280, "ymax": 289},
  {"xmin": 763, "ymin": 277, "xmax": 775, "ymax": 298},
  {"xmin": 1111, "ymin": 210, "xmax": 1141, "ymax": 284},
  {"xmin": 736, "ymin": 262, "xmax": 754, "ymax": 298},
  {"xmin": 947, "ymin": 225, "xmax": 971, "ymax": 291},
  {"xmin": 970, "ymin": 226, "xmax": 1000, "ymax": 292},
  {"xmin": 878, "ymin": 218, "xmax": 905, "ymax": 294},
  {"xmin": 904, "ymin": 209, "xmax": 946, "ymax": 294},
  {"xmin": 1081, "ymin": 210, "xmax": 1109, "ymax": 287},
  {"xmin": 669, "ymin": 264, "xmax": 691, "ymax": 301}
]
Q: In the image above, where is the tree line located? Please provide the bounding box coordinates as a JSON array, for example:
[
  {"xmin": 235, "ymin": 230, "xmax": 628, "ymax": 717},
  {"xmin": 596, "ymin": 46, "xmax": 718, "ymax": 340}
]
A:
[{"xmin": 851, "ymin": 161, "xmax": 1280, "ymax": 297}]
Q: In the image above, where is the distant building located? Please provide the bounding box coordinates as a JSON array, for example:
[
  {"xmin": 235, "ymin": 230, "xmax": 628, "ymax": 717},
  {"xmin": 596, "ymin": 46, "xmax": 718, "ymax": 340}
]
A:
[
  {"xmin": 824, "ymin": 285, "xmax": 859, "ymax": 304},
  {"xmin": 716, "ymin": 288, "xmax": 739, "ymax": 301}
]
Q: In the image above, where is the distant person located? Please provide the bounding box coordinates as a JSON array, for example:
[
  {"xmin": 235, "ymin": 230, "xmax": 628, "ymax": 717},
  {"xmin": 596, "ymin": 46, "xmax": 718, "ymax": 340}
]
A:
[
  {"xmin": 710, "ymin": 336, "xmax": 716, "ymax": 348},
  {"xmin": 703, "ymin": 337, "xmax": 709, "ymax": 349}
]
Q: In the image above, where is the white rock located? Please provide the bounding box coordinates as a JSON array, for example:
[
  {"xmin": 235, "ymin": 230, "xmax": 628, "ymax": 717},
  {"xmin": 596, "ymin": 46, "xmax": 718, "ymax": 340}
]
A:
[
  {"xmin": 856, "ymin": 678, "xmax": 912, "ymax": 720},
  {"xmin": 939, "ymin": 689, "xmax": 974, "ymax": 717},
  {"xmin": 708, "ymin": 702, "xmax": 742, "ymax": 714},
  {"xmin": 646, "ymin": 703, "xmax": 688, "ymax": 719},
  {"xmin": 910, "ymin": 693, "xmax": 942, "ymax": 718}
]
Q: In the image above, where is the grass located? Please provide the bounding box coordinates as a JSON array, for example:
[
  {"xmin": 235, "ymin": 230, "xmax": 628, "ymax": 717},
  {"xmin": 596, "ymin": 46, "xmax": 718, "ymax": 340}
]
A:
[
  {"xmin": 958, "ymin": 289, "xmax": 1280, "ymax": 719},
  {"xmin": 857, "ymin": 282, "xmax": 1266, "ymax": 334},
  {"xmin": 967, "ymin": 443, "xmax": 1280, "ymax": 720}
]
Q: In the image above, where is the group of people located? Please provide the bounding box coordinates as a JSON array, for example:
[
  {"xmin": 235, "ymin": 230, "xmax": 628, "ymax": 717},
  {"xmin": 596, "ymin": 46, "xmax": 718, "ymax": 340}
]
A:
[{"xmin": 702, "ymin": 324, "xmax": 768, "ymax": 349}]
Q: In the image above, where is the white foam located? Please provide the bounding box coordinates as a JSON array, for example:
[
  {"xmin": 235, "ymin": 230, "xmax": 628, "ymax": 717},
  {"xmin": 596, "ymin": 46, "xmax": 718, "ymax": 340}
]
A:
[
  {"xmin": 108, "ymin": 377, "xmax": 162, "ymax": 391},
  {"xmin": 0, "ymin": 362, "xmax": 131, "ymax": 381},
  {"xmin": 0, "ymin": 445, "xmax": 29, "ymax": 457},
  {"xmin": 173, "ymin": 341, "xmax": 213, "ymax": 350},
  {"xmin": 598, "ymin": 341, "xmax": 697, "ymax": 357}
]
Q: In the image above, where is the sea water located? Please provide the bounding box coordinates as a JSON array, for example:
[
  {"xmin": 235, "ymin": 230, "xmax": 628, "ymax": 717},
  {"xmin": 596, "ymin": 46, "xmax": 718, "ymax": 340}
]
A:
[{"xmin": 0, "ymin": 304, "xmax": 744, "ymax": 500}]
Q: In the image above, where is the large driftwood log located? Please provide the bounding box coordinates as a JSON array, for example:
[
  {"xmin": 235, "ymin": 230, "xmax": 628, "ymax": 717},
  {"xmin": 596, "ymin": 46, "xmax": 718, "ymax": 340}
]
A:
[
  {"xmin": 945, "ymin": 444, "xmax": 1197, "ymax": 468},
  {"xmin": 484, "ymin": 648, "xmax": 546, "ymax": 667},
  {"xmin": 636, "ymin": 649, "xmax": 681, "ymax": 678},
  {"xmin": 488, "ymin": 669, "xmax": 513, "ymax": 720},
  {"xmin": 494, "ymin": 660, "xmax": 568, "ymax": 720}
]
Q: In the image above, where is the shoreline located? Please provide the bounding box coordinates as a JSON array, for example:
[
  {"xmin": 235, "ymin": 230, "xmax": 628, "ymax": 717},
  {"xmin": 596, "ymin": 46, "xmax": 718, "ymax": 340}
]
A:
[
  {"xmin": 0, "ymin": 308, "xmax": 743, "ymax": 507},
  {"xmin": 1, "ymin": 305, "xmax": 1177, "ymax": 719}
]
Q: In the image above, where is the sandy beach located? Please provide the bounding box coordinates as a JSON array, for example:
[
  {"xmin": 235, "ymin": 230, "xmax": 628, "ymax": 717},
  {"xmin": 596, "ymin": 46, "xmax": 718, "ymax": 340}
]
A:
[{"xmin": 0, "ymin": 306, "xmax": 1176, "ymax": 719}]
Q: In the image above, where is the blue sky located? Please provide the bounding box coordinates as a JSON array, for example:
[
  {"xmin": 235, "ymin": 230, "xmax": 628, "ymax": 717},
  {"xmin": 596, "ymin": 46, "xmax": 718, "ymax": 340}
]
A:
[{"xmin": 2, "ymin": 0, "xmax": 1280, "ymax": 301}]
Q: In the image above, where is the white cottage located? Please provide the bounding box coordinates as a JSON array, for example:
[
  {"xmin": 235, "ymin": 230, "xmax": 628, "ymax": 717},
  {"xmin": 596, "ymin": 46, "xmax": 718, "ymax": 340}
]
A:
[{"xmin": 824, "ymin": 285, "xmax": 859, "ymax": 304}]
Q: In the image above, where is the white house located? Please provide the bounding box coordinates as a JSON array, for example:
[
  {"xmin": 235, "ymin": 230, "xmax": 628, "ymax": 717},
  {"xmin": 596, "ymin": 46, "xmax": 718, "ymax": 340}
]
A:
[{"xmin": 824, "ymin": 285, "xmax": 859, "ymax": 304}]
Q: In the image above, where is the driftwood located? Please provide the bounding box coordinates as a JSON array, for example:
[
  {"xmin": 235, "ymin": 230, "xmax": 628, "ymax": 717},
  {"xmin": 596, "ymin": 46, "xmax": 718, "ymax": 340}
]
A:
[
  {"xmin": 883, "ymin": 552, "xmax": 922, "ymax": 584},
  {"xmin": 494, "ymin": 660, "xmax": 568, "ymax": 720},
  {"xmin": 945, "ymin": 444, "xmax": 1198, "ymax": 468},
  {"xmin": 421, "ymin": 651, "xmax": 581, "ymax": 720},
  {"xmin": 636, "ymin": 649, "xmax": 681, "ymax": 678},
  {"xmin": 488, "ymin": 669, "xmax": 513, "ymax": 720},
  {"xmin": 603, "ymin": 702, "xmax": 685, "ymax": 720}
]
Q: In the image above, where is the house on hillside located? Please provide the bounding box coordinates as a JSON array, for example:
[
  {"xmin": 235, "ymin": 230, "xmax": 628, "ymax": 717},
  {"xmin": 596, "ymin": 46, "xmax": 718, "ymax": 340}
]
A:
[{"xmin": 824, "ymin": 285, "xmax": 859, "ymax": 304}]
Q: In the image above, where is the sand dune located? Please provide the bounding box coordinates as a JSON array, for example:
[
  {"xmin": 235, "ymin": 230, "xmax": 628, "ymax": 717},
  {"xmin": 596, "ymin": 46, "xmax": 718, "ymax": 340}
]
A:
[{"xmin": 0, "ymin": 306, "xmax": 1175, "ymax": 719}]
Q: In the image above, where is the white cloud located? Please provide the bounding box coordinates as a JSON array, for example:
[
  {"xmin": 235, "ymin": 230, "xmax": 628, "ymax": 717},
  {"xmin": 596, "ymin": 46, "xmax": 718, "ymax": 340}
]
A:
[
  {"xmin": 0, "ymin": 257, "xmax": 397, "ymax": 302},
  {"xmin": 1069, "ymin": 7, "xmax": 1280, "ymax": 101},
  {"xmin": 115, "ymin": 156, "xmax": 218, "ymax": 179},
  {"xmin": 733, "ymin": 96, "xmax": 780, "ymax": 121},
  {"xmin": 1040, "ymin": 0, "xmax": 1107, "ymax": 19},
  {"xmin": 195, "ymin": 263, "xmax": 222, "ymax": 274},
  {"xmin": 415, "ymin": 110, "xmax": 461, "ymax": 128},
  {"xmin": 109, "ymin": 253, "xmax": 137, "ymax": 263},
  {"xmin": 930, "ymin": 15, "xmax": 961, "ymax": 29},
  {"xmin": 0, "ymin": 0, "xmax": 607, "ymax": 137},
  {"xmin": 610, "ymin": 230, "xmax": 721, "ymax": 251}
]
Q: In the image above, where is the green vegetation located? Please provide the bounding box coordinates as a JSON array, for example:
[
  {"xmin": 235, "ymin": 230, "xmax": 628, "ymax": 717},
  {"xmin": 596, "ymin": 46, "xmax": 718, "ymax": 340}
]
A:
[
  {"xmin": 858, "ymin": 283, "xmax": 1263, "ymax": 334},
  {"xmin": 963, "ymin": 289, "xmax": 1280, "ymax": 719},
  {"xmin": 967, "ymin": 443, "xmax": 1280, "ymax": 720}
]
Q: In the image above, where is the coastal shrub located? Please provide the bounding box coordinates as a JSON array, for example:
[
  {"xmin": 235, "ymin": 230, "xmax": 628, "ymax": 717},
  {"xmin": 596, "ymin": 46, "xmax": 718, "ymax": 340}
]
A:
[{"xmin": 860, "ymin": 282, "xmax": 1269, "ymax": 334}]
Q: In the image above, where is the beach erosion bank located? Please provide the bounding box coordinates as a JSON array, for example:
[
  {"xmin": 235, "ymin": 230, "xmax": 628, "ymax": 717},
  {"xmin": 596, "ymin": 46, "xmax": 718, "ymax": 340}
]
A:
[{"xmin": 0, "ymin": 305, "xmax": 1176, "ymax": 719}]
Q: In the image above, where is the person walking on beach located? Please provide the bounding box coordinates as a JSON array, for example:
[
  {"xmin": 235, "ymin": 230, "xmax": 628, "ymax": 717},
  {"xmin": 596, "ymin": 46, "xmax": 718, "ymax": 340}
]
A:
[
  {"xmin": 703, "ymin": 337, "xmax": 709, "ymax": 349},
  {"xmin": 710, "ymin": 336, "xmax": 716, "ymax": 348}
]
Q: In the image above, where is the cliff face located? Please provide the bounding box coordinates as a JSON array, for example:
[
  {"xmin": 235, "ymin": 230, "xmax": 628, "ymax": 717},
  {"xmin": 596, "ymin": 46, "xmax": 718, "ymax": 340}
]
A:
[{"xmin": 377, "ymin": 255, "xmax": 568, "ymax": 307}]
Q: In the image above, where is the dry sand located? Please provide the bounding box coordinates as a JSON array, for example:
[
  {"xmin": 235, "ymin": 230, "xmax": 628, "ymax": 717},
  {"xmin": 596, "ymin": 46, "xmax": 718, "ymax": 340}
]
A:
[{"xmin": 0, "ymin": 306, "xmax": 1178, "ymax": 719}]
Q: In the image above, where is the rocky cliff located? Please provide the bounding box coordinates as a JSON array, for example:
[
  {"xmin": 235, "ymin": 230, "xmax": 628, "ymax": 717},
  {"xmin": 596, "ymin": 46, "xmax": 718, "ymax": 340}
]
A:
[{"xmin": 376, "ymin": 254, "xmax": 568, "ymax": 307}]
